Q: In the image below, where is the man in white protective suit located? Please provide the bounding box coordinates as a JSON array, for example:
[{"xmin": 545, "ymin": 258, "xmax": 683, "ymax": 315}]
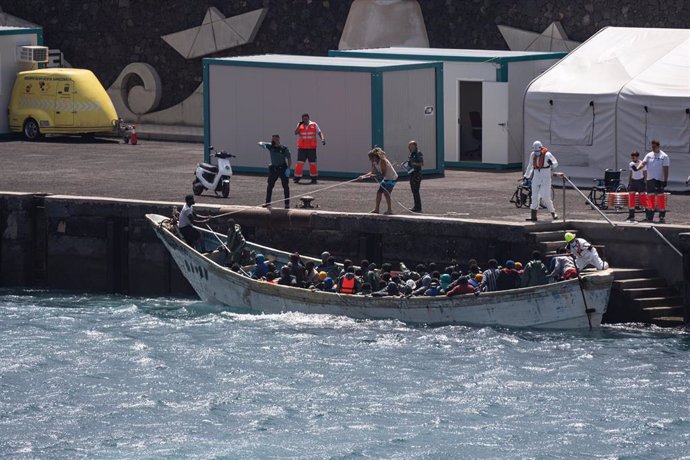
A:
[
  {"xmin": 564, "ymin": 232, "xmax": 609, "ymax": 271},
  {"xmin": 522, "ymin": 140, "xmax": 558, "ymax": 222}
]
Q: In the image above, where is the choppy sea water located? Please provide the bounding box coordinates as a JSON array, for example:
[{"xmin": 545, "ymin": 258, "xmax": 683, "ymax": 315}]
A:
[{"xmin": 1, "ymin": 290, "xmax": 688, "ymax": 459}]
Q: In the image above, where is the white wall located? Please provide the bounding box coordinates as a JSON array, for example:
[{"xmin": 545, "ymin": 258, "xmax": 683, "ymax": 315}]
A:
[
  {"xmin": 382, "ymin": 67, "xmax": 437, "ymax": 170},
  {"xmin": 208, "ymin": 65, "xmax": 372, "ymax": 174},
  {"xmin": 0, "ymin": 32, "xmax": 39, "ymax": 133}
]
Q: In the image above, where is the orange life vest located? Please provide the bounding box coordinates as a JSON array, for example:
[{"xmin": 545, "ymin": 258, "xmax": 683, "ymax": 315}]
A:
[
  {"xmin": 297, "ymin": 122, "xmax": 318, "ymax": 149},
  {"xmin": 532, "ymin": 147, "xmax": 549, "ymax": 169},
  {"xmin": 339, "ymin": 275, "xmax": 356, "ymax": 294}
]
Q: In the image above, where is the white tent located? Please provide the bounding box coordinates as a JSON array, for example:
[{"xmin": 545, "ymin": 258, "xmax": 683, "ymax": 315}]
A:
[{"xmin": 524, "ymin": 27, "xmax": 690, "ymax": 190}]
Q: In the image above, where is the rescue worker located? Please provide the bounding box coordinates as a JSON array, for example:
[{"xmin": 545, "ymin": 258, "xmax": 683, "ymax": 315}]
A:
[
  {"xmin": 635, "ymin": 139, "xmax": 670, "ymax": 223},
  {"xmin": 564, "ymin": 232, "xmax": 609, "ymax": 271},
  {"xmin": 522, "ymin": 140, "xmax": 558, "ymax": 222},
  {"xmin": 626, "ymin": 150, "xmax": 647, "ymax": 222},
  {"xmin": 293, "ymin": 113, "xmax": 325, "ymax": 184},
  {"xmin": 259, "ymin": 134, "xmax": 291, "ymax": 208}
]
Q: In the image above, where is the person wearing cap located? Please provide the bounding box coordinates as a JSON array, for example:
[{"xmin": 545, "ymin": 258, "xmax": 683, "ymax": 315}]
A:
[
  {"xmin": 177, "ymin": 194, "xmax": 209, "ymax": 251},
  {"xmin": 293, "ymin": 113, "xmax": 325, "ymax": 184},
  {"xmin": 258, "ymin": 134, "xmax": 292, "ymax": 209},
  {"xmin": 495, "ymin": 260, "xmax": 522, "ymax": 291},
  {"xmin": 626, "ymin": 150, "xmax": 647, "ymax": 222},
  {"xmin": 521, "ymin": 250, "xmax": 550, "ymax": 287},
  {"xmin": 358, "ymin": 147, "xmax": 399, "ymax": 215},
  {"xmin": 406, "ymin": 140, "xmax": 424, "ymax": 213},
  {"xmin": 635, "ymin": 139, "xmax": 670, "ymax": 223},
  {"xmin": 564, "ymin": 232, "xmax": 609, "ymax": 270},
  {"xmin": 522, "ymin": 140, "xmax": 558, "ymax": 222}
]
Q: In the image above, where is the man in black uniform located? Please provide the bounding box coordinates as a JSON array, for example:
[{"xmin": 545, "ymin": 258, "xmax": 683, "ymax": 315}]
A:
[
  {"xmin": 259, "ymin": 134, "xmax": 292, "ymax": 209},
  {"xmin": 407, "ymin": 140, "xmax": 424, "ymax": 213}
]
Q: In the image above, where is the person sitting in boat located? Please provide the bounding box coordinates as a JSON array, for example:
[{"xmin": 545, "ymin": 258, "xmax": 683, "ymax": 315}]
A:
[
  {"xmin": 424, "ymin": 279, "xmax": 442, "ymax": 296},
  {"xmin": 337, "ymin": 266, "xmax": 361, "ymax": 295},
  {"xmin": 288, "ymin": 252, "xmax": 307, "ymax": 287},
  {"xmin": 410, "ymin": 274, "xmax": 432, "ymax": 296},
  {"xmin": 521, "ymin": 251, "xmax": 550, "ymax": 287},
  {"xmin": 372, "ymin": 281, "xmax": 401, "ymax": 297},
  {"xmin": 564, "ymin": 232, "xmax": 609, "ymax": 270},
  {"xmin": 178, "ymin": 194, "xmax": 210, "ymax": 251},
  {"xmin": 548, "ymin": 248, "xmax": 579, "ymax": 281},
  {"xmin": 304, "ymin": 261, "xmax": 320, "ymax": 287},
  {"xmin": 469, "ymin": 273, "xmax": 483, "ymax": 289},
  {"xmin": 496, "ymin": 260, "xmax": 522, "ymax": 291},
  {"xmin": 480, "ymin": 259, "xmax": 500, "ymax": 292},
  {"xmin": 251, "ymin": 254, "xmax": 270, "ymax": 279},
  {"xmin": 446, "ymin": 276, "xmax": 477, "ymax": 297},
  {"xmin": 364, "ymin": 263, "xmax": 381, "ymax": 291},
  {"xmin": 264, "ymin": 272, "xmax": 277, "ymax": 284},
  {"xmin": 320, "ymin": 277, "xmax": 336, "ymax": 292},
  {"xmin": 439, "ymin": 273, "xmax": 452, "ymax": 293},
  {"xmin": 317, "ymin": 251, "xmax": 331, "ymax": 271},
  {"xmin": 277, "ymin": 266, "xmax": 297, "ymax": 286},
  {"xmin": 359, "ymin": 282, "xmax": 373, "ymax": 295}
]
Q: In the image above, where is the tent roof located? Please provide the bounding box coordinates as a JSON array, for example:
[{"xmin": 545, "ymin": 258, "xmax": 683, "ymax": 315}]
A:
[
  {"xmin": 620, "ymin": 37, "xmax": 690, "ymax": 98},
  {"xmin": 528, "ymin": 27, "xmax": 690, "ymax": 95}
]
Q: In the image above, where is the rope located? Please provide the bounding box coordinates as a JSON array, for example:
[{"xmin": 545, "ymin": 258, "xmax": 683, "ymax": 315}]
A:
[{"xmin": 209, "ymin": 176, "xmax": 362, "ymax": 220}]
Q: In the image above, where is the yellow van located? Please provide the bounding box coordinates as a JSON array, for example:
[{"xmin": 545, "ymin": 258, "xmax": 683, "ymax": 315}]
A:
[{"xmin": 8, "ymin": 68, "xmax": 118, "ymax": 140}]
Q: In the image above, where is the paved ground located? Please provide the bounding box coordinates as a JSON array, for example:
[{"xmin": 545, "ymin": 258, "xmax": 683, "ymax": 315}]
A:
[{"xmin": 1, "ymin": 136, "xmax": 689, "ymax": 227}]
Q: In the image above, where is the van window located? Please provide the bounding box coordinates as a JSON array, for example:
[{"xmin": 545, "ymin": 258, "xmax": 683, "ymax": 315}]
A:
[{"xmin": 63, "ymin": 85, "xmax": 70, "ymax": 93}]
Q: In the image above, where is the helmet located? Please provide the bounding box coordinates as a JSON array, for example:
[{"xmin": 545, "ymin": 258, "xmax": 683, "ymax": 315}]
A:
[
  {"xmin": 532, "ymin": 140, "xmax": 543, "ymax": 151},
  {"xmin": 256, "ymin": 254, "xmax": 265, "ymax": 263},
  {"xmin": 564, "ymin": 232, "xmax": 576, "ymax": 242},
  {"xmin": 318, "ymin": 271, "xmax": 327, "ymax": 280}
]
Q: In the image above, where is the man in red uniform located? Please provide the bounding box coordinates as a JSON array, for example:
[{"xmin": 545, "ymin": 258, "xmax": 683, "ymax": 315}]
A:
[{"xmin": 293, "ymin": 113, "xmax": 325, "ymax": 184}]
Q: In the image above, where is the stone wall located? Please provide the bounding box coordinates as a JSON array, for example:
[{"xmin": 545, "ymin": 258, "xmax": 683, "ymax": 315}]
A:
[{"xmin": 3, "ymin": 1, "xmax": 688, "ymax": 110}]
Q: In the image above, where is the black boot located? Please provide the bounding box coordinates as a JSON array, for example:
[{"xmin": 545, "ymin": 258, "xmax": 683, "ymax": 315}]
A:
[
  {"xmin": 526, "ymin": 209, "xmax": 537, "ymax": 221},
  {"xmin": 644, "ymin": 210, "xmax": 654, "ymax": 222},
  {"xmin": 626, "ymin": 209, "xmax": 635, "ymax": 222},
  {"xmin": 659, "ymin": 210, "xmax": 666, "ymax": 224},
  {"xmin": 551, "ymin": 212, "xmax": 558, "ymax": 220},
  {"xmin": 310, "ymin": 177, "xmax": 318, "ymax": 184}
]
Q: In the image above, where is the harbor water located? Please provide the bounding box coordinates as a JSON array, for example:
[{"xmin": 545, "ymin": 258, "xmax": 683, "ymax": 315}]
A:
[{"xmin": 1, "ymin": 290, "xmax": 688, "ymax": 458}]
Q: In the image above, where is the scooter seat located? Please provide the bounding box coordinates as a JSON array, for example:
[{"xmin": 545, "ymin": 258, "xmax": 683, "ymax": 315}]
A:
[{"xmin": 199, "ymin": 163, "xmax": 218, "ymax": 173}]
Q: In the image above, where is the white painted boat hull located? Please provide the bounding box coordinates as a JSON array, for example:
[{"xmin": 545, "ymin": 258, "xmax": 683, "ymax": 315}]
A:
[{"xmin": 147, "ymin": 214, "xmax": 613, "ymax": 329}]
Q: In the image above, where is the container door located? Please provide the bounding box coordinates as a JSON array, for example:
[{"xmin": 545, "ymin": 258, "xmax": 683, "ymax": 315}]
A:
[
  {"xmin": 481, "ymin": 82, "xmax": 509, "ymax": 165},
  {"xmin": 55, "ymin": 80, "xmax": 74, "ymax": 126}
]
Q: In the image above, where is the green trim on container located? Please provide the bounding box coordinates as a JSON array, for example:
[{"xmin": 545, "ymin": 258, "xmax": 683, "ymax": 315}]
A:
[
  {"xmin": 329, "ymin": 50, "xmax": 567, "ymax": 64},
  {"xmin": 0, "ymin": 27, "xmax": 42, "ymax": 36},
  {"xmin": 434, "ymin": 64, "xmax": 445, "ymax": 174},
  {"xmin": 202, "ymin": 59, "xmax": 210, "ymax": 163},
  {"xmin": 444, "ymin": 161, "xmax": 522, "ymax": 170},
  {"xmin": 371, "ymin": 72, "xmax": 384, "ymax": 149},
  {"xmin": 203, "ymin": 58, "xmax": 437, "ymax": 73}
]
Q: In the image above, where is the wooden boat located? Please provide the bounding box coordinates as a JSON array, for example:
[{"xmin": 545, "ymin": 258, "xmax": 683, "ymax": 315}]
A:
[{"xmin": 147, "ymin": 214, "xmax": 614, "ymax": 329}]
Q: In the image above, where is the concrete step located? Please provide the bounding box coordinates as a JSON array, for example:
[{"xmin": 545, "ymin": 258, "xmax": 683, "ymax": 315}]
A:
[
  {"xmin": 611, "ymin": 268, "xmax": 660, "ymax": 280},
  {"xmin": 538, "ymin": 241, "xmax": 567, "ymax": 252},
  {"xmin": 634, "ymin": 297, "xmax": 683, "ymax": 309},
  {"xmin": 613, "ymin": 278, "xmax": 667, "ymax": 289},
  {"xmin": 650, "ymin": 316, "xmax": 686, "ymax": 327},
  {"xmin": 641, "ymin": 305, "xmax": 685, "ymax": 319},
  {"xmin": 621, "ymin": 287, "xmax": 677, "ymax": 299}
]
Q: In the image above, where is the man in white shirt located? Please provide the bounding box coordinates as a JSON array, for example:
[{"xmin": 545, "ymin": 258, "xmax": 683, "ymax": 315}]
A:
[
  {"xmin": 178, "ymin": 195, "xmax": 209, "ymax": 250},
  {"xmin": 636, "ymin": 139, "xmax": 670, "ymax": 223}
]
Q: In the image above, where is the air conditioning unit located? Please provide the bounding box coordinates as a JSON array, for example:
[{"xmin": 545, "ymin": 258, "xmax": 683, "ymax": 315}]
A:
[{"xmin": 17, "ymin": 46, "xmax": 49, "ymax": 64}]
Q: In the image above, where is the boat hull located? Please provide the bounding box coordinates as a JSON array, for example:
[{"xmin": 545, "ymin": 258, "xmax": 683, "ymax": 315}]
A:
[{"xmin": 147, "ymin": 214, "xmax": 613, "ymax": 329}]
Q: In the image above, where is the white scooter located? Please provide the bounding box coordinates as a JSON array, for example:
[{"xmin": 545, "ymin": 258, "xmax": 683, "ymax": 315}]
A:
[{"xmin": 192, "ymin": 146, "xmax": 235, "ymax": 198}]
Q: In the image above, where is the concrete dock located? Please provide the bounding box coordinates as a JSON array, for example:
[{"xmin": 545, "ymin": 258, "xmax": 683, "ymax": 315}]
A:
[{"xmin": 1, "ymin": 137, "xmax": 689, "ymax": 223}]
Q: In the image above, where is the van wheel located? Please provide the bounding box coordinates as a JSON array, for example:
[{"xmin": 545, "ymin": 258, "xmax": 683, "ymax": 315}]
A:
[{"xmin": 23, "ymin": 118, "xmax": 42, "ymax": 141}]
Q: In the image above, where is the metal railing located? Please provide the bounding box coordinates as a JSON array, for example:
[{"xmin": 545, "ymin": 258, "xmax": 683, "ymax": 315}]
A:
[{"xmin": 553, "ymin": 172, "xmax": 682, "ymax": 257}]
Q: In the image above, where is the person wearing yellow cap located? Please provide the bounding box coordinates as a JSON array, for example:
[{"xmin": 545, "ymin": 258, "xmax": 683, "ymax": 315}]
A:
[
  {"xmin": 564, "ymin": 232, "xmax": 609, "ymax": 270},
  {"xmin": 522, "ymin": 140, "xmax": 558, "ymax": 222}
]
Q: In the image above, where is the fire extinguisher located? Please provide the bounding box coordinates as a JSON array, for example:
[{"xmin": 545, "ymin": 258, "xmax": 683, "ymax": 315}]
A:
[{"xmin": 130, "ymin": 125, "xmax": 138, "ymax": 145}]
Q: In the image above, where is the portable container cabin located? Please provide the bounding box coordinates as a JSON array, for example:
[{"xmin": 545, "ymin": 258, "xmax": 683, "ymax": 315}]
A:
[
  {"xmin": 0, "ymin": 26, "xmax": 43, "ymax": 134},
  {"xmin": 204, "ymin": 54, "xmax": 443, "ymax": 176},
  {"xmin": 330, "ymin": 47, "xmax": 565, "ymax": 169}
]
